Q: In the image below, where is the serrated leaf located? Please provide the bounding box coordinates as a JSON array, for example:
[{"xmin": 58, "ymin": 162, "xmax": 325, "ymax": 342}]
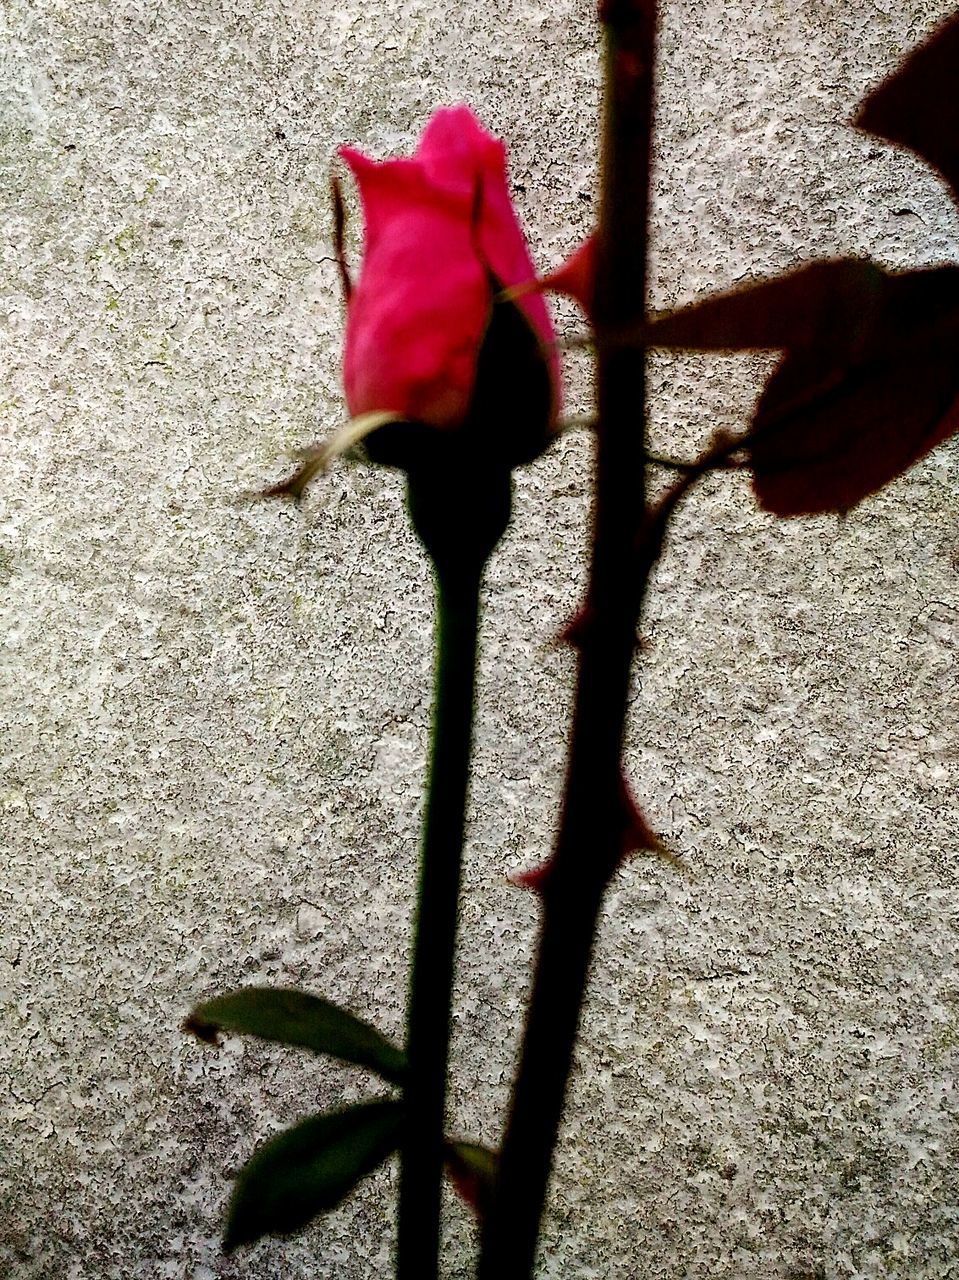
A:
[
  {"xmin": 185, "ymin": 987, "xmax": 406, "ymax": 1084},
  {"xmin": 445, "ymin": 1141, "xmax": 497, "ymax": 1220},
  {"xmin": 608, "ymin": 256, "xmax": 959, "ymax": 516},
  {"xmin": 641, "ymin": 259, "xmax": 888, "ymax": 353},
  {"xmin": 225, "ymin": 1100, "xmax": 403, "ymax": 1252},
  {"xmin": 620, "ymin": 258, "xmax": 959, "ymax": 516},
  {"xmin": 547, "ymin": 247, "xmax": 889, "ymax": 351},
  {"xmin": 749, "ymin": 267, "xmax": 959, "ymax": 516},
  {"xmin": 854, "ymin": 13, "xmax": 959, "ymax": 207}
]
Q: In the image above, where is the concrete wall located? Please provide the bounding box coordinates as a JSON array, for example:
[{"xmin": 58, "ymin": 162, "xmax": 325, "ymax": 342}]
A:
[{"xmin": 3, "ymin": 1, "xmax": 959, "ymax": 1276}]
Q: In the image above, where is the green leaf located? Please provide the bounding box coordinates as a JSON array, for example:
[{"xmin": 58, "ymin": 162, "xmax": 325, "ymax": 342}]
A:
[
  {"xmin": 225, "ymin": 1099, "xmax": 404, "ymax": 1252},
  {"xmin": 445, "ymin": 1140, "xmax": 497, "ymax": 1220},
  {"xmin": 185, "ymin": 987, "xmax": 406, "ymax": 1085}
]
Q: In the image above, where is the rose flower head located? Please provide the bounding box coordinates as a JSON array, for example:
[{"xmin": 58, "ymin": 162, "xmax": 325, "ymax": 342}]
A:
[{"xmin": 339, "ymin": 106, "xmax": 561, "ymax": 470}]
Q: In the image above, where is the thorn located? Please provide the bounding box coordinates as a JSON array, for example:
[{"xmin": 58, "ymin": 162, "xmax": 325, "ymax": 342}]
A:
[
  {"xmin": 618, "ymin": 774, "xmax": 684, "ymax": 871},
  {"xmin": 541, "ymin": 236, "xmax": 597, "ymax": 318},
  {"xmin": 507, "ymin": 861, "xmax": 553, "ymax": 893},
  {"xmin": 446, "ymin": 1162, "xmax": 484, "ymax": 1218},
  {"xmin": 445, "ymin": 1142, "xmax": 497, "ymax": 1221},
  {"xmin": 554, "ymin": 602, "xmax": 593, "ymax": 649}
]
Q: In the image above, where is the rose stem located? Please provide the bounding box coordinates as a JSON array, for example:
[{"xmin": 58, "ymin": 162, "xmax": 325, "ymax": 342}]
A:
[
  {"xmin": 478, "ymin": 4, "xmax": 658, "ymax": 1278},
  {"xmin": 398, "ymin": 462, "xmax": 511, "ymax": 1280}
]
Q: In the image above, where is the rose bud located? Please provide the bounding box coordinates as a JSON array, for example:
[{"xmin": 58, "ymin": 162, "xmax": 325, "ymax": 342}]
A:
[{"xmin": 339, "ymin": 106, "xmax": 562, "ymax": 473}]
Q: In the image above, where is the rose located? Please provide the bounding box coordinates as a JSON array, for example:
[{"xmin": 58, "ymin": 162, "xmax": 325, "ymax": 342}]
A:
[{"xmin": 340, "ymin": 106, "xmax": 561, "ymax": 468}]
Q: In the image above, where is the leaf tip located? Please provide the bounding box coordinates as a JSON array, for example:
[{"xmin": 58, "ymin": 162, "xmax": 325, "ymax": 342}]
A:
[
  {"xmin": 221, "ymin": 1229, "xmax": 242, "ymax": 1256},
  {"xmin": 183, "ymin": 1011, "xmax": 221, "ymax": 1047},
  {"xmin": 222, "ymin": 1208, "xmax": 257, "ymax": 1256}
]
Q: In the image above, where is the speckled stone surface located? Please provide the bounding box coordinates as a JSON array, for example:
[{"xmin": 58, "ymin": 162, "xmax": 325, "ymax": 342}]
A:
[{"xmin": 3, "ymin": 2, "xmax": 959, "ymax": 1277}]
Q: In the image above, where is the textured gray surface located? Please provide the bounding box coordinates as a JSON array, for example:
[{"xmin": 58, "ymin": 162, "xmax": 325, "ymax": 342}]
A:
[{"xmin": 3, "ymin": 1, "xmax": 959, "ymax": 1277}]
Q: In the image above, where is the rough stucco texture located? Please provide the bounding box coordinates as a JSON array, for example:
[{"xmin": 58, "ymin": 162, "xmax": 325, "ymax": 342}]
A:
[{"xmin": 3, "ymin": 1, "xmax": 959, "ymax": 1277}]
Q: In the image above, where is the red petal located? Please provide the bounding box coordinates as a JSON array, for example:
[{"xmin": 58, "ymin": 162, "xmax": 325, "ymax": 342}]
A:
[
  {"xmin": 417, "ymin": 109, "xmax": 557, "ymax": 365},
  {"xmin": 340, "ymin": 144, "xmax": 488, "ymax": 429}
]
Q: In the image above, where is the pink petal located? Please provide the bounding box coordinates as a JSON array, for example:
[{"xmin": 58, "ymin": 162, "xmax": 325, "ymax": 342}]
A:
[
  {"xmin": 340, "ymin": 107, "xmax": 561, "ymax": 432},
  {"xmin": 340, "ymin": 143, "xmax": 488, "ymax": 429}
]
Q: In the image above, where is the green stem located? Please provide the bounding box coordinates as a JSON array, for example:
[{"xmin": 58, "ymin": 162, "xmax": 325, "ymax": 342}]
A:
[
  {"xmin": 398, "ymin": 565, "xmax": 480, "ymax": 1278},
  {"xmin": 398, "ymin": 461, "xmax": 511, "ymax": 1280}
]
